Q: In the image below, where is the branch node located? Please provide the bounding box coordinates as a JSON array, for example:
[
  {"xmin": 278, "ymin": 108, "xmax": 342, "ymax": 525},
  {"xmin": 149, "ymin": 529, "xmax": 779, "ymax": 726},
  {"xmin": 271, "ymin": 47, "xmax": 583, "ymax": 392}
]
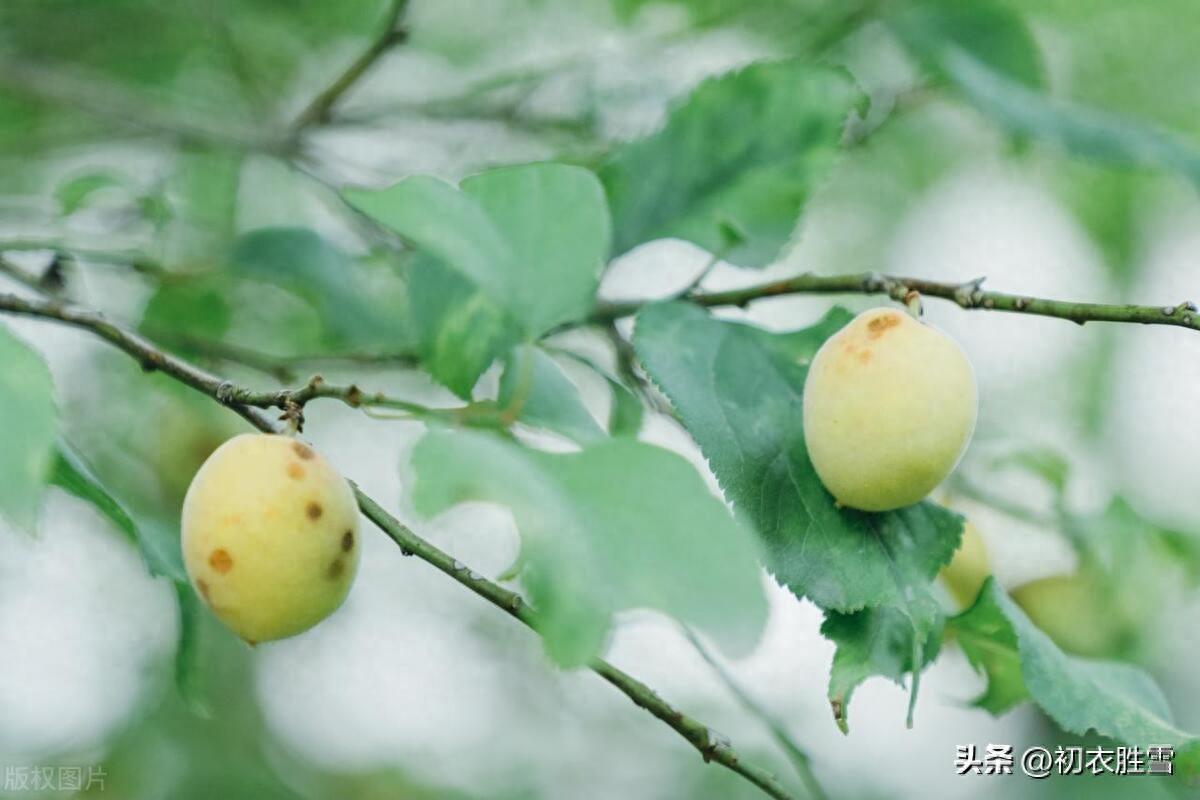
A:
[
  {"xmin": 215, "ymin": 381, "xmax": 236, "ymax": 404},
  {"xmin": 279, "ymin": 399, "xmax": 305, "ymax": 433},
  {"xmin": 139, "ymin": 350, "xmax": 164, "ymax": 372},
  {"xmin": 862, "ymin": 271, "xmax": 887, "ymax": 293},
  {"xmin": 702, "ymin": 728, "xmax": 732, "ymax": 763}
]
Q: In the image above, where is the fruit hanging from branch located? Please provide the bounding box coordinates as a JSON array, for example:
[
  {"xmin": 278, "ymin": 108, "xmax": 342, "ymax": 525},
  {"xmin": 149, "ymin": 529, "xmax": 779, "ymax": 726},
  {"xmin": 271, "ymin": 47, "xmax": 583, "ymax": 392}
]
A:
[
  {"xmin": 181, "ymin": 433, "xmax": 360, "ymax": 644},
  {"xmin": 803, "ymin": 306, "xmax": 977, "ymax": 512}
]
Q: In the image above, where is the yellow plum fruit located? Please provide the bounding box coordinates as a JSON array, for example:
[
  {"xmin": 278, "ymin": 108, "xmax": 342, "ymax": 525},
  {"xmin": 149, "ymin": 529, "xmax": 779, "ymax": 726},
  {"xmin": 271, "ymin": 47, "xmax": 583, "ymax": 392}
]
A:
[
  {"xmin": 181, "ymin": 433, "xmax": 360, "ymax": 644},
  {"xmin": 939, "ymin": 522, "xmax": 989, "ymax": 608},
  {"xmin": 803, "ymin": 307, "xmax": 977, "ymax": 511},
  {"xmin": 1010, "ymin": 572, "xmax": 1131, "ymax": 658}
]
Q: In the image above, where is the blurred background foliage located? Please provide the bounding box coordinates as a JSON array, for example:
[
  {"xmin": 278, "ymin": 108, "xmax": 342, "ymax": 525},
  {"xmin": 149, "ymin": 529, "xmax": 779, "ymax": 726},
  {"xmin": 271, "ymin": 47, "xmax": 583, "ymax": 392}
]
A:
[{"xmin": 3, "ymin": 0, "xmax": 1200, "ymax": 798}]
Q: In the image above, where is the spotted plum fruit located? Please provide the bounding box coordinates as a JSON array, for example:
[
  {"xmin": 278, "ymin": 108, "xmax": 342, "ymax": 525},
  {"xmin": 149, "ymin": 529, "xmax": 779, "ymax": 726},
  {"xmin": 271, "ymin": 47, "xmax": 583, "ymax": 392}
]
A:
[{"xmin": 181, "ymin": 434, "xmax": 360, "ymax": 643}]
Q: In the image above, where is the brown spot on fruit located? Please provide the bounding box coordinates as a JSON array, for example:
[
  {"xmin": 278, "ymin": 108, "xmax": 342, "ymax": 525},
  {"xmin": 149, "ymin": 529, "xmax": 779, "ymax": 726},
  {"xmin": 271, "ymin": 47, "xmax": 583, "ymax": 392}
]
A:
[
  {"xmin": 286, "ymin": 462, "xmax": 305, "ymax": 480},
  {"xmin": 293, "ymin": 442, "xmax": 315, "ymax": 460},
  {"xmin": 327, "ymin": 559, "xmax": 345, "ymax": 579},
  {"xmin": 858, "ymin": 350, "xmax": 872, "ymax": 364},
  {"xmin": 306, "ymin": 501, "xmax": 323, "ymax": 520},
  {"xmin": 209, "ymin": 548, "xmax": 234, "ymax": 573},
  {"xmin": 341, "ymin": 530, "xmax": 354, "ymax": 552},
  {"xmin": 867, "ymin": 313, "xmax": 901, "ymax": 338},
  {"xmin": 196, "ymin": 579, "xmax": 210, "ymax": 600}
]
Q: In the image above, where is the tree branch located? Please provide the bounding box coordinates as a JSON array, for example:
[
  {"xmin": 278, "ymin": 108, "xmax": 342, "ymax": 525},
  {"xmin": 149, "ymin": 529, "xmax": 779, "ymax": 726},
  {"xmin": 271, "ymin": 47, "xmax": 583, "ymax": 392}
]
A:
[
  {"xmin": 289, "ymin": 0, "xmax": 409, "ymax": 133},
  {"xmin": 684, "ymin": 627, "xmax": 827, "ymax": 800},
  {"xmin": 0, "ymin": 256, "xmax": 55, "ymax": 295},
  {"xmin": 591, "ymin": 271, "xmax": 1200, "ymax": 332},
  {"xmin": 143, "ymin": 327, "xmax": 419, "ymax": 383},
  {"xmin": 0, "ymin": 290, "xmax": 795, "ymax": 800},
  {"xmin": 0, "ymin": 239, "xmax": 172, "ymax": 281}
]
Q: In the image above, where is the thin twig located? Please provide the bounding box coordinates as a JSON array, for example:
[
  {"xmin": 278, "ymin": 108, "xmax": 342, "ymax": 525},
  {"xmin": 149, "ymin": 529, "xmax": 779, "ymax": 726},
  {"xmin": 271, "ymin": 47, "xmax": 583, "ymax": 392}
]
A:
[
  {"xmin": 0, "ymin": 239, "xmax": 172, "ymax": 280},
  {"xmin": 144, "ymin": 327, "xmax": 418, "ymax": 383},
  {"xmin": 591, "ymin": 271, "xmax": 1200, "ymax": 332},
  {"xmin": 0, "ymin": 257, "xmax": 51, "ymax": 294},
  {"xmin": 0, "ymin": 291, "xmax": 795, "ymax": 800},
  {"xmin": 288, "ymin": 0, "xmax": 409, "ymax": 133},
  {"xmin": 0, "ymin": 59, "xmax": 285, "ymax": 154},
  {"xmin": 683, "ymin": 627, "xmax": 828, "ymax": 800}
]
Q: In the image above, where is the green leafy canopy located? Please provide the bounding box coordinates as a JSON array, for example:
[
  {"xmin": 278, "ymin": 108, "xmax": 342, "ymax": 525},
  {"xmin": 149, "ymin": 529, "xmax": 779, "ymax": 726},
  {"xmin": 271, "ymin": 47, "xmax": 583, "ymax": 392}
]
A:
[
  {"xmin": 344, "ymin": 163, "xmax": 611, "ymax": 396},
  {"xmin": 950, "ymin": 579, "xmax": 1200, "ymax": 771},
  {"xmin": 410, "ymin": 430, "xmax": 768, "ymax": 667},
  {"xmin": 890, "ymin": 2, "xmax": 1200, "ymax": 185},
  {"xmin": 601, "ymin": 58, "xmax": 862, "ymax": 268}
]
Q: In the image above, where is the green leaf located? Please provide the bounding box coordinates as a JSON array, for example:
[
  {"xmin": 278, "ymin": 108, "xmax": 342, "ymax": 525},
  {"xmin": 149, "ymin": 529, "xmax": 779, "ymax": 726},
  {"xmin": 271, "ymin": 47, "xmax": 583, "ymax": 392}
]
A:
[
  {"xmin": 406, "ymin": 255, "xmax": 520, "ymax": 398},
  {"xmin": 890, "ymin": 0, "xmax": 1045, "ymax": 90},
  {"xmin": 346, "ymin": 163, "xmax": 611, "ymax": 337},
  {"xmin": 498, "ymin": 346, "xmax": 605, "ymax": 444},
  {"xmin": 898, "ymin": 39, "xmax": 1200, "ymax": 184},
  {"xmin": 460, "ymin": 164, "xmax": 611, "ymax": 334},
  {"xmin": 56, "ymin": 171, "xmax": 128, "ymax": 215},
  {"xmin": 410, "ymin": 431, "xmax": 767, "ymax": 666},
  {"xmin": 634, "ymin": 302, "xmax": 963, "ymax": 726},
  {"xmin": 140, "ymin": 276, "xmax": 233, "ymax": 343},
  {"xmin": 989, "ymin": 446, "xmax": 1070, "ymax": 495},
  {"xmin": 600, "ymin": 59, "xmax": 861, "ymax": 267},
  {"xmin": 761, "ymin": 305, "xmax": 854, "ymax": 363},
  {"xmin": 50, "ymin": 443, "xmax": 185, "ymax": 581},
  {"xmin": 229, "ymin": 227, "xmax": 406, "ymax": 348},
  {"xmin": 606, "ymin": 378, "xmax": 644, "ymax": 438},
  {"xmin": 163, "ymin": 148, "xmax": 242, "ymax": 267},
  {"xmin": 821, "ymin": 603, "xmax": 943, "ymax": 732},
  {"xmin": 173, "ymin": 581, "xmax": 210, "ymax": 717},
  {"xmin": 950, "ymin": 579, "xmax": 1200, "ymax": 766},
  {"xmin": 0, "ymin": 324, "xmax": 57, "ymax": 531},
  {"xmin": 549, "ymin": 348, "xmax": 645, "ymax": 438},
  {"xmin": 610, "ymin": 0, "xmax": 877, "ymax": 54},
  {"xmin": 633, "ymin": 303, "xmax": 963, "ymax": 612}
]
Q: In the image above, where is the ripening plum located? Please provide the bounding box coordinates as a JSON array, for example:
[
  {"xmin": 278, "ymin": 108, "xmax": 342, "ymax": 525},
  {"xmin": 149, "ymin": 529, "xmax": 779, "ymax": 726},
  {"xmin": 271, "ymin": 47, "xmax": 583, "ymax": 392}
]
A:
[
  {"xmin": 1010, "ymin": 572, "xmax": 1131, "ymax": 658},
  {"xmin": 181, "ymin": 433, "xmax": 360, "ymax": 644},
  {"xmin": 939, "ymin": 522, "xmax": 989, "ymax": 608},
  {"xmin": 803, "ymin": 307, "xmax": 977, "ymax": 511}
]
